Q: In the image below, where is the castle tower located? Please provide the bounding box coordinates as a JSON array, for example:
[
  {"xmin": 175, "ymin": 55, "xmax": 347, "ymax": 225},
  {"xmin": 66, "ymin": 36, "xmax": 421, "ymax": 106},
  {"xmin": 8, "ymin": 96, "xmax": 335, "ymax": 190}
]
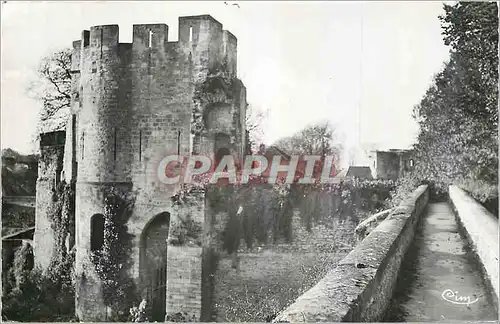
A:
[{"xmin": 59, "ymin": 15, "xmax": 247, "ymax": 321}]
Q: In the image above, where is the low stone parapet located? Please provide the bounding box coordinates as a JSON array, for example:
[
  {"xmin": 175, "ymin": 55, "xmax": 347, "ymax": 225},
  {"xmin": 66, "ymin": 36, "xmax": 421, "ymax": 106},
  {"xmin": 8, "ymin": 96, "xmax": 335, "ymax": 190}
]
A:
[
  {"xmin": 274, "ymin": 185, "xmax": 429, "ymax": 322},
  {"xmin": 354, "ymin": 208, "xmax": 393, "ymax": 243},
  {"xmin": 449, "ymin": 185, "xmax": 499, "ymax": 303}
]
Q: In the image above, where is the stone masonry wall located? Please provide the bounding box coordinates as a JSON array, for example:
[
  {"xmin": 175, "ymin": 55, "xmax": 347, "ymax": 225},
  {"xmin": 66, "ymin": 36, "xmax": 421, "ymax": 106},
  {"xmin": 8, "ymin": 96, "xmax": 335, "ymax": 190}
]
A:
[
  {"xmin": 34, "ymin": 136, "xmax": 65, "ymax": 271},
  {"xmin": 166, "ymin": 189, "xmax": 207, "ymax": 321},
  {"xmin": 376, "ymin": 152, "xmax": 401, "ymax": 180},
  {"xmin": 449, "ymin": 185, "xmax": 499, "ymax": 303},
  {"xmin": 166, "ymin": 246, "xmax": 203, "ymax": 320},
  {"xmin": 376, "ymin": 151, "xmax": 414, "ymax": 180}
]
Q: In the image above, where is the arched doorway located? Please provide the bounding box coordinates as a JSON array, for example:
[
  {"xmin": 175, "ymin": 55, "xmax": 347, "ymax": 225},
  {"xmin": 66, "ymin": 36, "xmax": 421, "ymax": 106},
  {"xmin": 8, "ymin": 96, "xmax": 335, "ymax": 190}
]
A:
[{"xmin": 140, "ymin": 212, "xmax": 170, "ymax": 321}]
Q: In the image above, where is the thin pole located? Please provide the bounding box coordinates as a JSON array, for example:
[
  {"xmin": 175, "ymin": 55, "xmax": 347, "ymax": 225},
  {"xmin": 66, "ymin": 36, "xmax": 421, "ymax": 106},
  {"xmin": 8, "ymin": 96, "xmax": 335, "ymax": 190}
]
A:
[{"xmin": 358, "ymin": 4, "xmax": 363, "ymax": 154}]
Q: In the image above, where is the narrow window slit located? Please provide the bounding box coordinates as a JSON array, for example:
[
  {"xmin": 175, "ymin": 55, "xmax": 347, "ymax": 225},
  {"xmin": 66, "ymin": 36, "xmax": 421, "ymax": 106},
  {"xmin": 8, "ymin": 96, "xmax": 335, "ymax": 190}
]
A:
[
  {"xmin": 148, "ymin": 30, "xmax": 153, "ymax": 48},
  {"xmin": 114, "ymin": 128, "xmax": 117, "ymax": 161},
  {"xmin": 100, "ymin": 29, "xmax": 103, "ymax": 59},
  {"xmin": 177, "ymin": 130, "xmax": 181, "ymax": 155},
  {"xmin": 139, "ymin": 131, "xmax": 142, "ymax": 161},
  {"xmin": 81, "ymin": 132, "xmax": 85, "ymax": 160},
  {"xmin": 189, "ymin": 26, "xmax": 193, "ymax": 42}
]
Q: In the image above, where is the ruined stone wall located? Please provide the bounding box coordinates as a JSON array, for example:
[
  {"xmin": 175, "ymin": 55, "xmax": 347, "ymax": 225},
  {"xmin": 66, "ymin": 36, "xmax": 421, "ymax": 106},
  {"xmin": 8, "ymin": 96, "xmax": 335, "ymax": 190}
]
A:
[
  {"xmin": 376, "ymin": 152, "xmax": 400, "ymax": 180},
  {"xmin": 376, "ymin": 151, "xmax": 415, "ymax": 180},
  {"xmin": 401, "ymin": 151, "xmax": 415, "ymax": 174},
  {"xmin": 239, "ymin": 187, "xmax": 358, "ymax": 252},
  {"xmin": 33, "ymin": 132, "xmax": 66, "ymax": 271},
  {"xmin": 289, "ymin": 214, "xmax": 357, "ymax": 253}
]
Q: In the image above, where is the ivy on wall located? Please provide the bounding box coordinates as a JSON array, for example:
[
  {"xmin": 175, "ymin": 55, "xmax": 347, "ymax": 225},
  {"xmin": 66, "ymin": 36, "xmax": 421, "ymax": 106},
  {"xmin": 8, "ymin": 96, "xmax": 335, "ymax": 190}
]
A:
[
  {"xmin": 167, "ymin": 218, "xmax": 203, "ymax": 247},
  {"xmin": 89, "ymin": 186, "xmax": 138, "ymax": 321},
  {"xmin": 46, "ymin": 180, "xmax": 76, "ymax": 301},
  {"xmin": 169, "ymin": 184, "xmax": 205, "ymax": 247}
]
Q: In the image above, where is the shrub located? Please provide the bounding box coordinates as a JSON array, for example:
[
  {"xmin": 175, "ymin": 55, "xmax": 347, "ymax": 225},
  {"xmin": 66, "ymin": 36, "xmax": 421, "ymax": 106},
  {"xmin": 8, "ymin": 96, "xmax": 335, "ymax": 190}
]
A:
[
  {"xmin": 168, "ymin": 218, "xmax": 203, "ymax": 247},
  {"xmin": 2, "ymin": 265, "xmax": 77, "ymax": 322},
  {"xmin": 129, "ymin": 299, "xmax": 148, "ymax": 322},
  {"xmin": 456, "ymin": 177, "xmax": 498, "ymax": 203},
  {"xmin": 2, "ymin": 181, "xmax": 76, "ymax": 322},
  {"xmin": 389, "ymin": 174, "xmax": 420, "ymax": 207}
]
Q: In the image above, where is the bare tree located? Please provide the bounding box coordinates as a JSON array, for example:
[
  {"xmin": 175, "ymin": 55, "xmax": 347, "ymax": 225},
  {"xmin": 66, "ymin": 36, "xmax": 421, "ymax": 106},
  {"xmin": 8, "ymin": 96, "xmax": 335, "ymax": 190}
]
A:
[
  {"xmin": 28, "ymin": 48, "xmax": 72, "ymax": 136},
  {"xmin": 245, "ymin": 103, "xmax": 268, "ymax": 153}
]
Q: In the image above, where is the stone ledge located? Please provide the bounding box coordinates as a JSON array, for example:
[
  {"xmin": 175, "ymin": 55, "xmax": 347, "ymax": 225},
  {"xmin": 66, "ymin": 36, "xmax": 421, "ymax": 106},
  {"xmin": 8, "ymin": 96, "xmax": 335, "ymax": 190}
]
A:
[
  {"xmin": 449, "ymin": 185, "xmax": 499, "ymax": 303},
  {"xmin": 274, "ymin": 185, "xmax": 428, "ymax": 322}
]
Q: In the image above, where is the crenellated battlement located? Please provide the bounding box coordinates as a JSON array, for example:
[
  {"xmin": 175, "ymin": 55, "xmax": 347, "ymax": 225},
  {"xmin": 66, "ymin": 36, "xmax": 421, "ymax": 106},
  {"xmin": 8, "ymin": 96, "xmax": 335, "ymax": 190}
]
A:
[
  {"xmin": 70, "ymin": 15, "xmax": 238, "ymax": 75},
  {"xmin": 67, "ymin": 13, "xmax": 245, "ymax": 186}
]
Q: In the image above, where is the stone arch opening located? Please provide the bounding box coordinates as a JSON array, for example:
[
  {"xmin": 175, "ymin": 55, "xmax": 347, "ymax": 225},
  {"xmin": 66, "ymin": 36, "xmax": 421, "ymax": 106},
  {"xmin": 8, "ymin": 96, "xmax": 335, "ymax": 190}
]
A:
[
  {"xmin": 90, "ymin": 213, "xmax": 105, "ymax": 254},
  {"xmin": 140, "ymin": 212, "xmax": 170, "ymax": 322}
]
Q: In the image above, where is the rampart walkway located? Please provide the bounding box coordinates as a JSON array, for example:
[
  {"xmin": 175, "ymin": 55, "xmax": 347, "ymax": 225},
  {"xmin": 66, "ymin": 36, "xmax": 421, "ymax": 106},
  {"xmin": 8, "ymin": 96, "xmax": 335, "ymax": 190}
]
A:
[
  {"xmin": 384, "ymin": 202, "xmax": 498, "ymax": 321},
  {"xmin": 275, "ymin": 185, "xmax": 499, "ymax": 322}
]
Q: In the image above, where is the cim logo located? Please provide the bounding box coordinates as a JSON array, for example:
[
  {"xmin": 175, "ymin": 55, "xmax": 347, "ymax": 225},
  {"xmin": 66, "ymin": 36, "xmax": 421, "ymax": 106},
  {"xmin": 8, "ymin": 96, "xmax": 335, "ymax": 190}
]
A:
[{"xmin": 441, "ymin": 289, "xmax": 479, "ymax": 306}]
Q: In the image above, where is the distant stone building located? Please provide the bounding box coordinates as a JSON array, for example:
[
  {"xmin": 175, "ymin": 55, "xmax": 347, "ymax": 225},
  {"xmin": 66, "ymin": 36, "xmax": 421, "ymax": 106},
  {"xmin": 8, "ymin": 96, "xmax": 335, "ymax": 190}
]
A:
[
  {"xmin": 372, "ymin": 149, "xmax": 415, "ymax": 180},
  {"xmin": 33, "ymin": 15, "xmax": 247, "ymax": 322}
]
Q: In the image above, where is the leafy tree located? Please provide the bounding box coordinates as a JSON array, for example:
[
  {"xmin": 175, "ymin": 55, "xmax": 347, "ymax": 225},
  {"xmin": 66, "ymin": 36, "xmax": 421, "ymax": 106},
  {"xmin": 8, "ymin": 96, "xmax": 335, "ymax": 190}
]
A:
[
  {"xmin": 273, "ymin": 121, "xmax": 343, "ymax": 195},
  {"xmin": 411, "ymin": 2, "xmax": 498, "ymax": 198},
  {"xmin": 274, "ymin": 121, "xmax": 342, "ymax": 159}
]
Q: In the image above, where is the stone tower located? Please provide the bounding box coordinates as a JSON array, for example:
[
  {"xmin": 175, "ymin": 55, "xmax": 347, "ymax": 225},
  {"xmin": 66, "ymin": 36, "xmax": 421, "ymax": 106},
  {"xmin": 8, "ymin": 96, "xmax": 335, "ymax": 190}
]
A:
[{"xmin": 34, "ymin": 15, "xmax": 246, "ymax": 321}]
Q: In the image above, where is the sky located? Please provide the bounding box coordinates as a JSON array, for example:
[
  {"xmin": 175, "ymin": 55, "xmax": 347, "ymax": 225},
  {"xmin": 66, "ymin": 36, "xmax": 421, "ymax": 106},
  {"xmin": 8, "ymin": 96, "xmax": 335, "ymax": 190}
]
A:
[{"xmin": 1, "ymin": 1, "xmax": 451, "ymax": 158}]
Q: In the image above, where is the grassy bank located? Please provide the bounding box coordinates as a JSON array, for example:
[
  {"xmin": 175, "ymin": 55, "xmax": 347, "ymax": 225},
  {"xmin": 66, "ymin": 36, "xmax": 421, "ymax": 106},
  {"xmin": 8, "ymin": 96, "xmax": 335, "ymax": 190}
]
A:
[{"xmin": 213, "ymin": 250, "xmax": 347, "ymax": 322}]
